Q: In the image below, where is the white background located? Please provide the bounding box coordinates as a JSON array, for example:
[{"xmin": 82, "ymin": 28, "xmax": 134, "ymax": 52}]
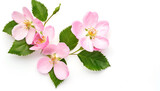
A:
[{"xmin": 0, "ymin": 0, "xmax": 160, "ymax": 91}]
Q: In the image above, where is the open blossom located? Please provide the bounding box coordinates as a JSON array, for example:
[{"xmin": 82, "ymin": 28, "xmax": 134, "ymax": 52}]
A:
[
  {"xmin": 37, "ymin": 43, "xmax": 70, "ymax": 80},
  {"xmin": 30, "ymin": 26, "xmax": 55, "ymax": 50},
  {"xmin": 71, "ymin": 12, "xmax": 109, "ymax": 52},
  {"xmin": 12, "ymin": 7, "xmax": 44, "ymax": 44}
]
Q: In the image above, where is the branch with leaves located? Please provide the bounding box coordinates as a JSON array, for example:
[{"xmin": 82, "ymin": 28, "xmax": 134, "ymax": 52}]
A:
[{"xmin": 3, "ymin": 0, "xmax": 110, "ymax": 88}]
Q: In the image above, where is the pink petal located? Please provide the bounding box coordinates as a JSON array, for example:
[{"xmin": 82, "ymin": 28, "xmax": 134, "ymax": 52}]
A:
[
  {"xmin": 42, "ymin": 44, "xmax": 57, "ymax": 55},
  {"xmin": 32, "ymin": 33, "xmax": 41, "ymax": 44},
  {"xmin": 32, "ymin": 33, "xmax": 49, "ymax": 50},
  {"xmin": 83, "ymin": 12, "xmax": 98, "ymax": 28},
  {"xmin": 23, "ymin": 7, "xmax": 33, "ymax": 20},
  {"xmin": 29, "ymin": 45, "xmax": 41, "ymax": 50},
  {"xmin": 71, "ymin": 21, "xmax": 86, "ymax": 39},
  {"xmin": 37, "ymin": 37, "xmax": 49, "ymax": 50},
  {"xmin": 54, "ymin": 61, "xmax": 69, "ymax": 80},
  {"xmin": 80, "ymin": 37, "xmax": 93, "ymax": 52},
  {"xmin": 30, "ymin": 36, "xmax": 49, "ymax": 50},
  {"xmin": 12, "ymin": 23, "xmax": 28, "ymax": 40},
  {"xmin": 43, "ymin": 26, "xmax": 55, "ymax": 43},
  {"xmin": 95, "ymin": 21, "xmax": 109, "ymax": 38},
  {"xmin": 33, "ymin": 18, "xmax": 44, "ymax": 32},
  {"xmin": 12, "ymin": 11, "xmax": 26, "ymax": 23},
  {"xmin": 93, "ymin": 47, "xmax": 101, "ymax": 51},
  {"xmin": 26, "ymin": 28, "xmax": 35, "ymax": 45},
  {"xmin": 37, "ymin": 57, "xmax": 53, "ymax": 74},
  {"xmin": 92, "ymin": 36, "xmax": 109, "ymax": 50},
  {"xmin": 56, "ymin": 43, "xmax": 70, "ymax": 58}
]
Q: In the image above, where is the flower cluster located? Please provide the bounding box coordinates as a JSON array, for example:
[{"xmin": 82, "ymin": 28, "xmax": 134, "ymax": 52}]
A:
[
  {"xmin": 3, "ymin": 0, "xmax": 110, "ymax": 88},
  {"xmin": 11, "ymin": 7, "xmax": 69, "ymax": 80}
]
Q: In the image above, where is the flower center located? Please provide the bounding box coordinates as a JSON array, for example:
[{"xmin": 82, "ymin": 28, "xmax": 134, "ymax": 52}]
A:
[
  {"xmin": 23, "ymin": 20, "xmax": 32, "ymax": 30},
  {"xmin": 86, "ymin": 27, "xmax": 97, "ymax": 39},
  {"xmin": 49, "ymin": 54, "xmax": 61, "ymax": 64},
  {"xmin": 37, "ymin": 36, "xmax": 46, "ymax": 44}
]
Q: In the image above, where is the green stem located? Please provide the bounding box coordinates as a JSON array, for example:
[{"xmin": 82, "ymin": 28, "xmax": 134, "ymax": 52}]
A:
[
  {"xmin": 44, "ymin": 3, "xmax": 61, "ymax": 26},
  {"xmin": 69, "ymin": 47, "xmax": 83, "ymax": 55},
  {"xmin": 44, "ymin": 13, "xmax": 54, "ymax": 26}
]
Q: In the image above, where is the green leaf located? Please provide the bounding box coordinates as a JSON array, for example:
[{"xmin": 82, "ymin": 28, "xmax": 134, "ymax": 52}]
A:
[
  {"xmin": 59, "ymin": 26, "xmax": 78, "ymax": 50},
  {"xmin": 78, "ymin": 50, "xmax": 110, "ymax": 71},
  {"xmin": 52, "ymin": 3, "xmax": 61, "ymax": 15},
  {"xmin": 49, "ymin": 59, "xmax": 66, "ymax": 88},
  {"xmin": 32, "ymin": 0, "xmax": 48, "ymax": 21},
  {"xmin": 8, "ymin": 39, "xmax": 34, "ymax": 56},
  {"xmin": 3, "ymin": 20, "xmax": 17, "ymax": 35}
]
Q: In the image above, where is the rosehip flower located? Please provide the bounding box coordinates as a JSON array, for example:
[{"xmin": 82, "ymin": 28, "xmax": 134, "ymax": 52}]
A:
[
  {"xmin": 30, "ymin": 26, "xmax": 55, "ymax": 50},
  {"xmin": 12, "ymin": 7, "xmax": 44, "ymax": 44},
  {"xmin": 71, "ymin": 12, "xmax": 109, "ymax": 52},
  {"xmin": 37, "ymin": 43, "xmax": 70, "ymax": 80}
]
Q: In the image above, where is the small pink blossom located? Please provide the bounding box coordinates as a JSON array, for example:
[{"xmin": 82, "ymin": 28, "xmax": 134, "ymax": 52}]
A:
[
  {"xmin": 37, "ymin": 43, "xmax": 70, "ymax": 80},
  {"xmin": 30, "ymin": 26, "xmax": 55, "ymax": 50},
  {"xmin": 12, "ymin": 7, "xmax": 44, "ymax": 44},
  {"xmin": 71, "ymin": 12, "xmax": 109, "ymax": 52}
]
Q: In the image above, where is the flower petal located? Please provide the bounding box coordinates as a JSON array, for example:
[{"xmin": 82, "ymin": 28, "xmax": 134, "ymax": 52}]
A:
[
  {"xmin": 95, "ymin": 21, "xmax": 109, "ymax": 38},
  {"xmin": 71, "ymin": 21, "xmax": 86, "ymax": 39},
  {"xmin": 56, "ymin": 43, "xmax": 70, "ymax": 58},
  {"xmin": 83, "ymin": 12, "xmax": 98, "ymax": 28},
  {"xmin": 26, "ymin": 28, "xmax": 35, "ymax": 45},
  {"xmin": 92, "ymin": 36, "xmax": 109, "ymax": 50},
  {"xmin": 54, "ymin": 61, "xmax": 69, "ymax": 80},
  {"xmin": 23, "ymin": 7, "xmax": 33, "ymax": 20},
  {"xmin": 43, "ymin": 26, "xmax": 55, "ymax": 43},
  {"xmin": 37, "ymin": 57, "xmax": 53, "ymax": 74},
  {"xmin": 29, "ymin": 45, "xmax": 41, "ymax": 50},
  {"xmin": 32, "ymin": 33, "xmax": 41, "ymax": 44},
  {"xmin": 12, "ymin": 11, "xmax": 26, "ymax": 23},
  {"xmin": 33, "ymin": 18, "xmax": 44, "ymax": 32},
  {"xmin": 12, "ymin": 23, "xmax": 28, "ymax": 40},
  {"xmin": 80, "ymin": 37, "xmax": 93, "ymax": 52},
  {"xmin": 93, "ymin": 47, "xmax": 101, "ymax": 51},
  {"xmin": 37, "ymin": 37, "xmax": 49, "ymax": 50},
  {"xmin": 42, "ymin": 44, "xmax": 57, "ymax": 55}
]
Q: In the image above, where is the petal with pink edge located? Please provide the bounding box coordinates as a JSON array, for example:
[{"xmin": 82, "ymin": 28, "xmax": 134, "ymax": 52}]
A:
[
  {"xmin": 42, "ymin": 44, "xmax": 57, "ymax": 55},
  {"xmin": 54, "ymin": 61, "xmax": 69, "ymax": 80},
  {"xmin": 29, "ymin": 45, "xmax": 41, "ymax": 50},
  {"xmin": 33, "ymin": 18, "xmax": 44, "ymax": 32},
  {"xmin": 12, "ymin": 11, "xmax": 26, "ymax": 23},
  {"xmin": 32, "ymin": 33, "xmax": 41, "ymax": 44},
  {"xmin": 12, "ymin": 23, "xmax": 28, "ymax": 40},
  {"xmin": 37, "ymin": 36, "xmax": 49, "ymax": 50},
  {"xmin": 83, "ymin": 12, "xmax": 98, "ymax": 28},
  {"xmin": 56, "ymin": 43, "xmax": 70, "ymax": 58},
  {"xmin": 23, "ymin": 7, "xmax": 33, "ymax": 20},
  {"xmin": 92, "ymin": 36, "xmax": 109, "ymax": 50},
  {"xmin": 95, "ymin": 21, "xmax": 109, "ymax": 38},
  {"xmin": 80, "ymin": 37, "xmax": 93, "ymax": 52},
  {"xmin": 43, "ymin": 26, "xmax": 55, "ymax": 43},
  {"xmin": 93, "ymin": 47, "xmax": 101, "ymax": 51},
  {"xmin": 71, "ymin": 21, "xmax": 85, "ymax": 39},
  {"xmin": 37, "ymin": 57, "xmax": 53, "ymax": 74},
  {"xmin": 26, "ymin": 28, "xmax": 35, "ymax": 45}
]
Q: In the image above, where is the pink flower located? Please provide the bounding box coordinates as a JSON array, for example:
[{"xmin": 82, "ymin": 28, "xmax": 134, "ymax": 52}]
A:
[
  {"xmin": 71, "ymin": 12, "xmax": 109, "ymax": 52},
  {"xmin": 12, "ymin": 7, "xmax": 44, "ymax": 44},
  {"xmin": 37, "ymin": 43, "xmax": 70, "ymax": 80},
  {"xmin": 30, "ymin": 26, "xmax": 55, "ymax": 50}
]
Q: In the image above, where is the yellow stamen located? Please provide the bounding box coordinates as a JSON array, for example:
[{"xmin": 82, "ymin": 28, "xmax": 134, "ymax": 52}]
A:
[
  {"xmin": 86, "ymin": 27, "xmax": 97, "ymax": 39},
  {"xmin": 49, "ymin": 54, "xmax": 61, "ymax": 64},
  {"xmin": 37, "ymin": 36, "xmax": 46, "ymax": 44},
  {"xmin": 23, "ymin": 20, "xmax": 32, "ymax": 30}
]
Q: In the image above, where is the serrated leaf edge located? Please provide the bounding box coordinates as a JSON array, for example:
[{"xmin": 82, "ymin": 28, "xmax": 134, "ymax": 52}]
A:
[
  {"xmin": 78, "ymin": 51, "xmax": 111, "ymax": 71},
  {"xmin": 8, "ymin": 40, "xmax": 34, "ymax": 56}
]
